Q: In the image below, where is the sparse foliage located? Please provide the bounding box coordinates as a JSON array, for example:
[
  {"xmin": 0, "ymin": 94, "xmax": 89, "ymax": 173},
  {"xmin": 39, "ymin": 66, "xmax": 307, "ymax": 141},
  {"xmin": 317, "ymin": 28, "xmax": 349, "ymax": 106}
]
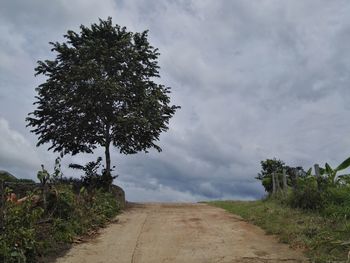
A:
[
  {"xmin": 319, "ymin": 157, "xmax": 350, "ymax": 185},
  {"xmin": 37, "ymin": 165, "xmax": 50, "ymax": 185},
  {"xmin": 69, "ymin": 157, "xmax": 117, "ymax": 192}
]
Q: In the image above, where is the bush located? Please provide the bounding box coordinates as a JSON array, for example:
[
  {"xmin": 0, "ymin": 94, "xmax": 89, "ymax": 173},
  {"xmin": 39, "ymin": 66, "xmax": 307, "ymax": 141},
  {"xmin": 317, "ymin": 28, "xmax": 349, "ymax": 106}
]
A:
[
  {"xmin": 48, "ymin": 185, "xmax": 76, "ymax": 220},
  {"xmin": 0, "ymin": 195, "xmax": 44, "ymax": 263},
  {"xmin": 284, "ymin": 174, "xmax": 350, "ymax": 217},
  {"xmin": 325, "ymin": 186, "xmax": 350, "ymax": 206},
  {"xmin": 68, "ymin": 157, "xmax": 116, "ymax": 193},
  {"xmin": 322, "ymin": 186, "xmax": 350, "ymax": 218},
  {"xmin": 287, "ymin": 176, "xmax": 325, "ymax": 210},
  {"xmin": 0, "ymin": 183, "xmax": 120, "ymax": 262}
]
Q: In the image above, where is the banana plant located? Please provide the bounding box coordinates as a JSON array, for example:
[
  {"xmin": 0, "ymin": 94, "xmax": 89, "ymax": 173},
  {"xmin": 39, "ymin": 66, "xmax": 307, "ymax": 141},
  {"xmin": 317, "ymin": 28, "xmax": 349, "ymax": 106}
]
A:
[
  {"xmin": 37, "ymin": 164, "xmax": 50, "ymax": 210},
  {"xmin": 37, "ymin": 164, "xmax": 50, "ymax": 186},
  {"xmin": 319, "ymin": 157, "xmax": 350, "ymax": 185},
  {"xmin": 306, "ymin": 167, "xmax": 312, "ymax": 176}
]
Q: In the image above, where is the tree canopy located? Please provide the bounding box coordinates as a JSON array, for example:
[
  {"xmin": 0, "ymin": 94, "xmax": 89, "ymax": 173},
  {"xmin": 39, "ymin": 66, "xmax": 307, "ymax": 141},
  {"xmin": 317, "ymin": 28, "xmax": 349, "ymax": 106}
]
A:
[
  {"xmin": 256, "ymin": 158, "xmax": 309, "ymax": 193},
  {"xmin": 256, "ymin": 158, "xmax": 285, "ymax": 193},
  {"xmin": 26, "ymin": 18, "xmax": 179, "ymax": 177}
]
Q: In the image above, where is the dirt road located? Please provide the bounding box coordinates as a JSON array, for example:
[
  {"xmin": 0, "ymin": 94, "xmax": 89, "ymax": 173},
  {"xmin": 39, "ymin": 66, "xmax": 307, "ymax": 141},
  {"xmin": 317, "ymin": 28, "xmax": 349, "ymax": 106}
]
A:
[{"xmin": 55, "ymin": 203, "xmax": 307, "ymax": 263}]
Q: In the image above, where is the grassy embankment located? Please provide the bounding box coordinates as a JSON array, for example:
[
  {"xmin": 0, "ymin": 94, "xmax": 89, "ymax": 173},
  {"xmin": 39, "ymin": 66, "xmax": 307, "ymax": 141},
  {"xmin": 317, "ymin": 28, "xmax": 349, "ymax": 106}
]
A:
[
  {"xmin": 210, "ymin": 200, "xmax": 350, "ymax": 262},
  {"xmin": 0, "ymin": 184, "xmax": 120, "ymax": 263}
]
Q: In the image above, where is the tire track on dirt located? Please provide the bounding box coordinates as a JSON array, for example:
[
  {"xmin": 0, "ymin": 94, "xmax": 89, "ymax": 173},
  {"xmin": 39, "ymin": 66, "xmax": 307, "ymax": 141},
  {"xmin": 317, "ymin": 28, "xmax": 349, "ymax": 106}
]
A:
[
  {"xmin": 55, "ymin": 203, "xmax": 307, "ymax": 263},
  {"xmin": 131, "ymin": 209, "xmax": 149, "ymax": 263}
]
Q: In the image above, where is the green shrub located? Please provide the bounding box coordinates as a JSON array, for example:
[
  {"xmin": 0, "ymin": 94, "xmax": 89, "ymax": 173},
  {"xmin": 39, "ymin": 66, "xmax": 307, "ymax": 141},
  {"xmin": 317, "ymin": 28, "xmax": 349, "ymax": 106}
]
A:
[
  {"xmin": 68, "ymin": 157, "xmax": 117, "ymax": 193},
  {"xmin": 48, "ymin": 185, "xmax": 76, "ymax": 220},
  {"xmin": 91, "ymin": 191, "xmax": 119, "ymax": 224},
  {"xmin": 321, "ymin": 186, "xmax": 350, "ymax": 218},
  {"xmin": 325, "ymin": 186, "xmax": 350, "ymax": 206},
  {"xmin": 52, "ymin": 218, "xmax": 76, "ymax": 242},
  {"xmin": 287, "ymin": 176, "xmax": 325, "ymax": 210},
  {"xmin": 0, "ymin": 196, "xmax": 44, "ymax": 263},
  {"xmin": 0, "ymin": 184, "xmax": 119, "ymax": 262}
]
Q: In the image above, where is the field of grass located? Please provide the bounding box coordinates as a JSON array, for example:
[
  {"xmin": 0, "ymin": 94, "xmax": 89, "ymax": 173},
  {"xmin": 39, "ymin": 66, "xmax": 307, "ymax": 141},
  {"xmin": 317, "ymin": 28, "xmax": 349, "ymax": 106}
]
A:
[{"xmin": 209, "ymin": 200, "xmax": 350, "ymax": 262}]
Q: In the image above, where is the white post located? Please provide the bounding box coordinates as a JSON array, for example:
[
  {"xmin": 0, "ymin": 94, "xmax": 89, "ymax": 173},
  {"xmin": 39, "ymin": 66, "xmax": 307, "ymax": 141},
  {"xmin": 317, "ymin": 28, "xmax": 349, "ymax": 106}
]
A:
[
  {"xmin": 272, "ymin": 172, "xmax": 276, "ymax": 194},
  {"xmin": 282, "ymin": 168, "xmax": 287, "ymax": 192}
]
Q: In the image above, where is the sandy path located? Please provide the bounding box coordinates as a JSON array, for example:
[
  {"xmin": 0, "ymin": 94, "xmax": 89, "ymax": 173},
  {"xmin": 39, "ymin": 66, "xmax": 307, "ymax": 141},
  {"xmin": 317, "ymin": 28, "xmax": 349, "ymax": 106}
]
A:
[{"xmin": 55, "ymin": 203, "xmax": 307, "ymax": 263}]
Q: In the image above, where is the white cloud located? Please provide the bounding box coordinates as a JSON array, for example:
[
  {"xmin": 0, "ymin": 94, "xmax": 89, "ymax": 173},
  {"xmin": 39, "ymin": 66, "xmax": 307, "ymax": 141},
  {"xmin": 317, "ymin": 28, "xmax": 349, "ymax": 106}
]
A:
[{"xmin": 0, "ymin": 118, "xmax": 41, "ymax": 178}]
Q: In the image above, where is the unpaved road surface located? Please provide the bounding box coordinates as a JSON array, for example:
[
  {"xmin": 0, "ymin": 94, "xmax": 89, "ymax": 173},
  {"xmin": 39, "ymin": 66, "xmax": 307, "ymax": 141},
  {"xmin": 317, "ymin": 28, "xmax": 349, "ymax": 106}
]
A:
[{"xmin": 55, "ymin": 203, "xmax": 307, "ymax": 263}]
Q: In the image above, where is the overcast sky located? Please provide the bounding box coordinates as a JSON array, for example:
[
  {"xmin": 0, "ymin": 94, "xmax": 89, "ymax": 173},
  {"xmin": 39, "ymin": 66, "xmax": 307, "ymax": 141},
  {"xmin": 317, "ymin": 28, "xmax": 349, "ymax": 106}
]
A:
[{"xmin": 1, "ymin": 0, "xmax": 350, "ymax": 202}]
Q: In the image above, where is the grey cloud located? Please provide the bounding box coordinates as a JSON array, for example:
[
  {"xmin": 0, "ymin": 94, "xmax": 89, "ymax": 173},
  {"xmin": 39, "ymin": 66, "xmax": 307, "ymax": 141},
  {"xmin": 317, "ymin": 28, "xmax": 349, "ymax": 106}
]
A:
[{"xmin": 1, "ymin": 0, "xmax": 350, "ymax": 201}]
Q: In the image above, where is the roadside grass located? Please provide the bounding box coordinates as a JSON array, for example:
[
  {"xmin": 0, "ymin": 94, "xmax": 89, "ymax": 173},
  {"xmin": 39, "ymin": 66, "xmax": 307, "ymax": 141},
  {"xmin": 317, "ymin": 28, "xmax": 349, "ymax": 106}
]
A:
[
  {"xmin": 0, "ymin": 184, "xmax": 120, "ymax": 263},
  {"xmin": 209, "ymin": 200, "xmax": 350, "ymax": 262}
]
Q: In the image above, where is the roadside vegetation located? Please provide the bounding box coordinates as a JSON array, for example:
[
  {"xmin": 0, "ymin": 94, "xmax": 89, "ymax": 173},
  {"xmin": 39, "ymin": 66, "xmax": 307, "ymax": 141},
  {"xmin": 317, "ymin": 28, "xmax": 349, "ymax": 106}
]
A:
[
  {"xmin": 0, "ymin": 17, "xmax": 178, "ymax": 263},
  {"xmin": 211, "ymin": 200, "xmax": 349, "ymax": 262},
  {"xmin": 211, "ymin": 157, "xmax": 350, "ymax": 262},
  {"xmin": 0, "ymin": 159, "xmax": 120, "ymax": 263}
]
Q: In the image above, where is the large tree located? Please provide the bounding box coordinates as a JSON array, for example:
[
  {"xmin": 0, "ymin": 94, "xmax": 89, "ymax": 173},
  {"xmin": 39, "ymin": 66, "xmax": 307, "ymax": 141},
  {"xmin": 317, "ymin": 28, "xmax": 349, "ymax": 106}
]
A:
[{"xmin": 26, "ymin": 18, "xmax": 179, "ymax": 180}]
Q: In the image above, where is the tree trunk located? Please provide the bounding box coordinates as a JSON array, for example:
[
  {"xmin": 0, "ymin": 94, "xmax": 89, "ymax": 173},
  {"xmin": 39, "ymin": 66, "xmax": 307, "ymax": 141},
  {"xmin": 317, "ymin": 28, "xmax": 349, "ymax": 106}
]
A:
[
  {"xmin": 272, "ymin": 172, "xmax": 276, "ymax": 194},
  {"xmin": 105, "ymin": 142, "xmax": 111, "ymax": 176},
  {"xmin": 103, "ymin": 123, "xmax": 113, "ymax": 191},
  {"xmin": 104, "ymin": 123, "xmax": 111, "ymax": 176}
]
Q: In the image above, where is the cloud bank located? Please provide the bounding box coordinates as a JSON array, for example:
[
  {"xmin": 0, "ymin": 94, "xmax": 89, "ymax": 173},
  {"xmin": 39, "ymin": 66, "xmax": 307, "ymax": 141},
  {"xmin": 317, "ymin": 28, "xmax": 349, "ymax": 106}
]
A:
[{"xmin": 1, "ymin": 0, "xmax": 350, "ymax": 201}]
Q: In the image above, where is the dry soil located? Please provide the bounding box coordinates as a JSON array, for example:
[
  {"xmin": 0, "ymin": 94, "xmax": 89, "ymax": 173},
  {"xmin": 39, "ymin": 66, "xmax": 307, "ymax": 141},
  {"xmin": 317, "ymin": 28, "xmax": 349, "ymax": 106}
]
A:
[{"xmin": 54, "ymin": 203, "xmax": 307, "ymax": 263}]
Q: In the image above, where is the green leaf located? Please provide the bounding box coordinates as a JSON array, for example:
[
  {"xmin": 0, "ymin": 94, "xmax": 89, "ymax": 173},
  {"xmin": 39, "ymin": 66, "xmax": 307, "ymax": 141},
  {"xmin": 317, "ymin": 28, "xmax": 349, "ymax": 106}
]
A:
[
  {"xmin": 335, "ymin": 157, "xmax": 350, "ymax": 171},
  {"xmin": 319, "ymin": 167, "xmax": 325, "ymax": 175},
  {"xmin": 37, "ymin": 171, "xmax": 45, "ymax": 182},
  {"xmin": 306, "ymin": 168, "xmax": 312, "ymax": 176},
  {"xmin": 325, "ymin": 163, "xmax": 333, "ymax": 174},
  {"xmin": 80, "ymin": 186, "xmax": 86, "ymax": 194}
]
